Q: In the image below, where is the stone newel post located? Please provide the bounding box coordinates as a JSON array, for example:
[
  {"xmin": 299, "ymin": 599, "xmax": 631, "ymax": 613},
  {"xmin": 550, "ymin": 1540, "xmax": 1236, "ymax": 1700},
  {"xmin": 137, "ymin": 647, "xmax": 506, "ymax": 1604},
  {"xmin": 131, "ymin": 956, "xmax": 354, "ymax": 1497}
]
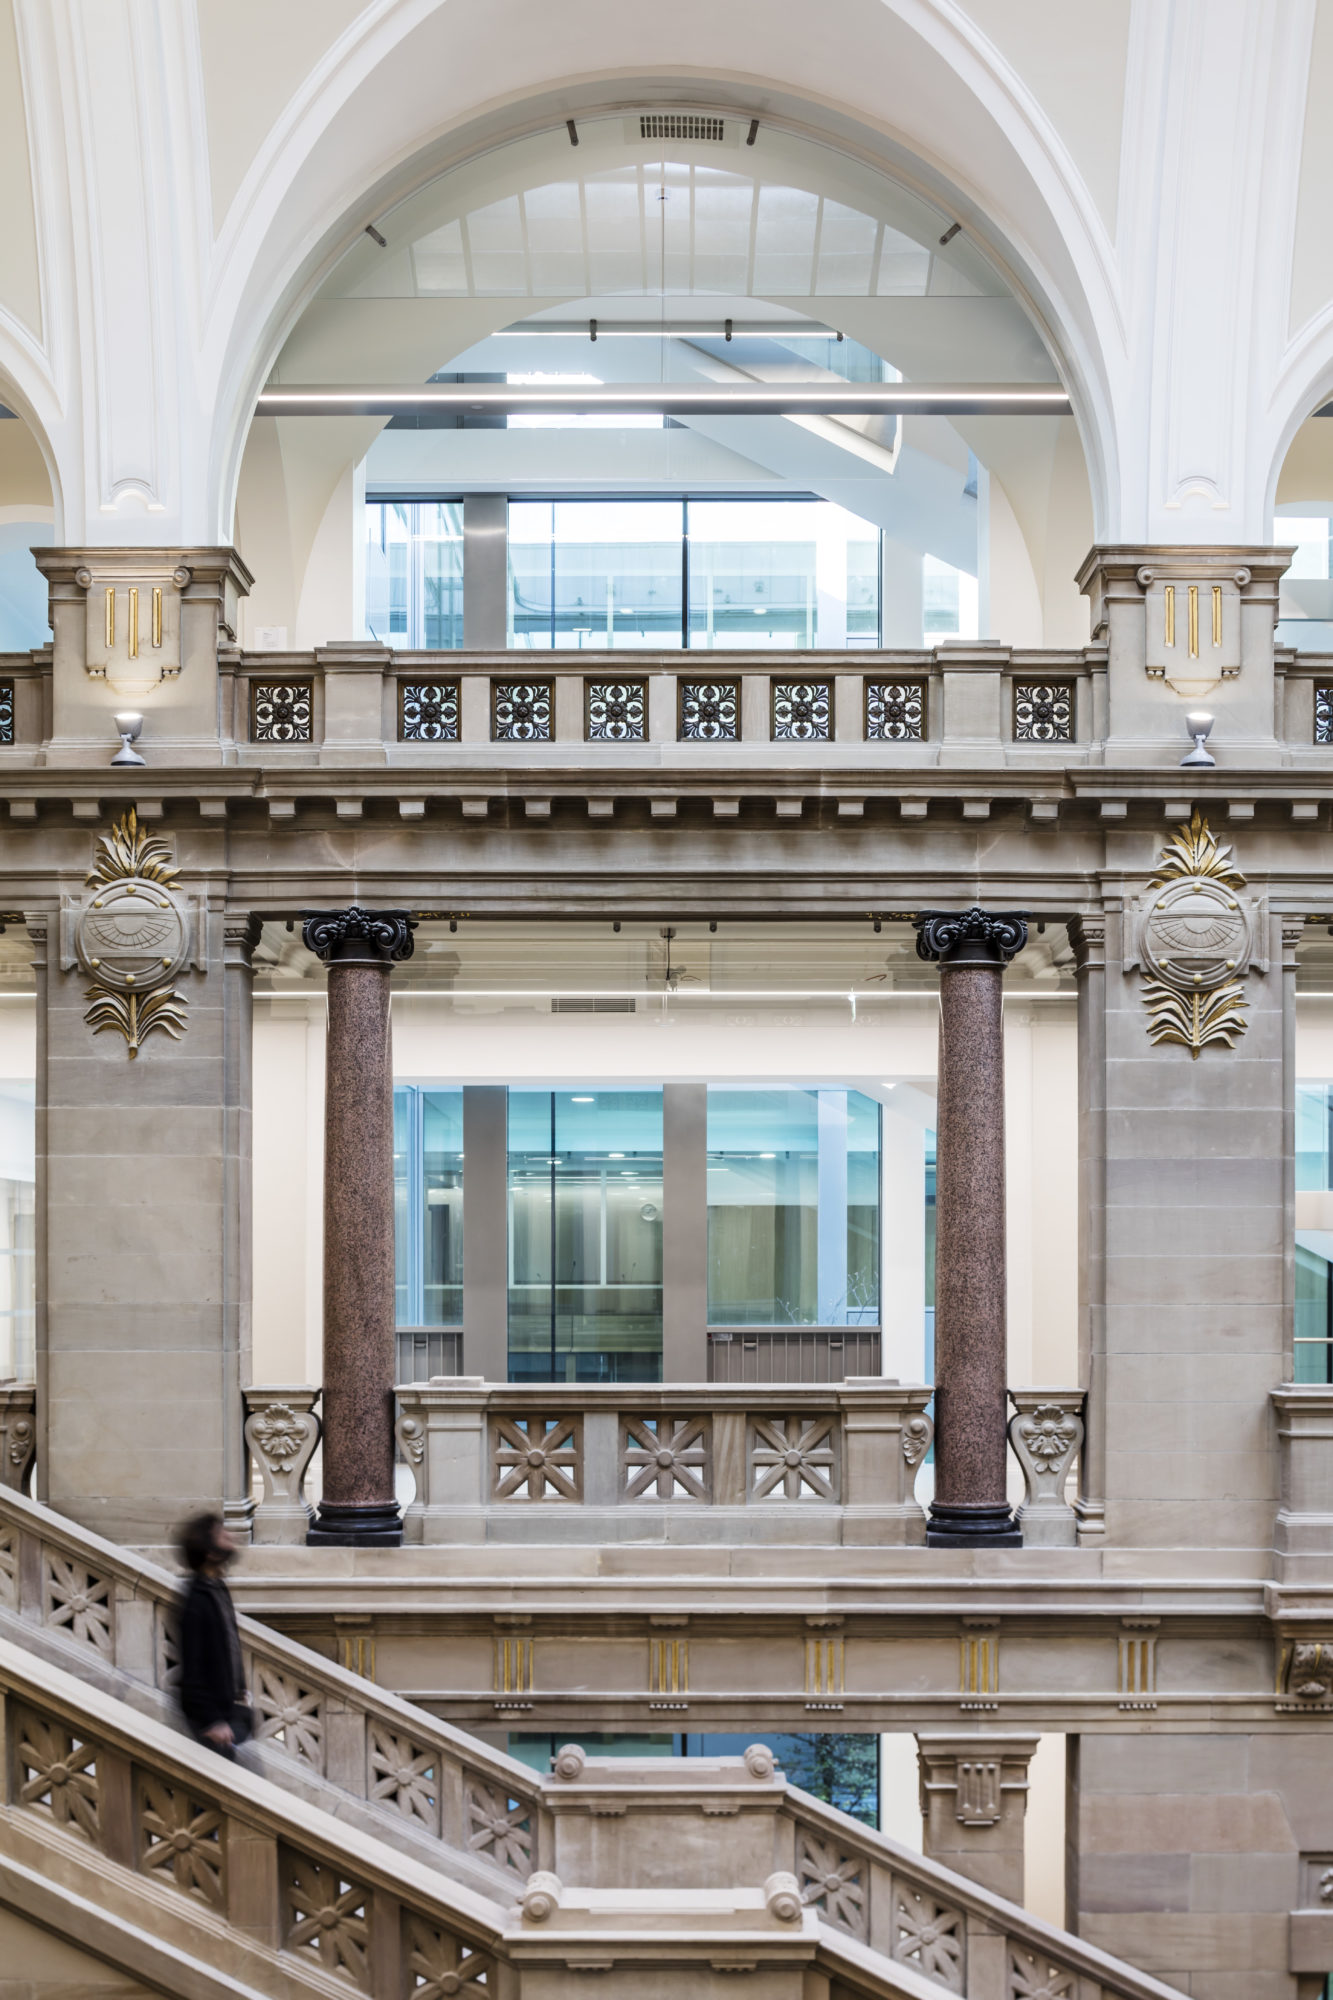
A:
[
  {"xmin": 302, "ymin": 906, "xmax": 415, "ymax": 1546},
  {"xmin": 914, "ymin": 908, "xmax": 1028, "ymax": 1546}
]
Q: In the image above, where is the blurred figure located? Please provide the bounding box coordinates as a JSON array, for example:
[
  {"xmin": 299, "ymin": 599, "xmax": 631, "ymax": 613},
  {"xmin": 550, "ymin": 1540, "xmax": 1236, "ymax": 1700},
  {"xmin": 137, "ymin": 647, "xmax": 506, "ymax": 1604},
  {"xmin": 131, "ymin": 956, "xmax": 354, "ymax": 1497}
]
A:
[{"xmin": 177, "ymin": 1512, "xmax": 252, "ymax": 1759}]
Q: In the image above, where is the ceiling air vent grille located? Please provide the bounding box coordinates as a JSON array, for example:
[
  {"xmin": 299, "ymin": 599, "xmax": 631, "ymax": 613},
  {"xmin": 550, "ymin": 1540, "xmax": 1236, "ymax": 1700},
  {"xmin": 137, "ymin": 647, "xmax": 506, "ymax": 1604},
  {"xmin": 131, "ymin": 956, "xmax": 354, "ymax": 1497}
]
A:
[{"xmin": 640, "ymin": 113, "xmax": 725, "ymax": 142}]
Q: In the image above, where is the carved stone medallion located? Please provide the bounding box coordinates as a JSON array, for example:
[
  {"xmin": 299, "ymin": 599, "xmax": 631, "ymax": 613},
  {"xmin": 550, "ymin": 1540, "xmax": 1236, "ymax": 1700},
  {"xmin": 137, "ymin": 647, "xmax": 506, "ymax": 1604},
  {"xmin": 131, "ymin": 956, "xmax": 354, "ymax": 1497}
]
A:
[
  {"xmin": 73, "ymin": 811, "xmax": 190, "ymax": 1058},
  {"xmin": 1129, "ymin": 812, "xmax": 1257, "ymax": 1057}
]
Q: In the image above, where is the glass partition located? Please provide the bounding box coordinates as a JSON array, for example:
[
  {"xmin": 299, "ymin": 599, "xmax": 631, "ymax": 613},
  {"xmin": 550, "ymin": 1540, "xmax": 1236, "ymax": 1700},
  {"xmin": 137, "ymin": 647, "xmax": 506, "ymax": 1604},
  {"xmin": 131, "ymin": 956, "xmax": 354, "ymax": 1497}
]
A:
[
  {"xmin": 707, "ymin": 1087, "xmax": 880, "ymax": 1327},
  {"xmin": 394, "ymin": 1086, "xmax": 463, "ymax": 1326},
  {"xmin": 687, "ymin": 499, "xmax": 879, "ymax": 649},
  {"xmin": 0, "ymin": 1081, "xmax": 34, "ymax": 1380},
  {"xmin": 509, "ymin": 501, "xmax": 683, "ymax": 649},
  {"xmin": 365, "ymin": 501, "xmax": 464, "ymax": 647},
  {"xmin": 1296, "ymin": 1082, "xmax": 1333, "ymax": 1383},
  {"xmin": 508, "ymin": 1089, "xmax": 664, "ymax": 1381}
]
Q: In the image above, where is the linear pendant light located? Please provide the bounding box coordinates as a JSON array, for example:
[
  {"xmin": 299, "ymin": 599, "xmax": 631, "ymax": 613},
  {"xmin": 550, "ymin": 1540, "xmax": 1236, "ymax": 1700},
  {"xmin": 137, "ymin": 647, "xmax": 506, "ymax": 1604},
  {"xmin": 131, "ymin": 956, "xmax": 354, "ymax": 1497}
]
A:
[{"xmin": 256, "ymin": 382, "xmax": 1071, "ymax": 418}]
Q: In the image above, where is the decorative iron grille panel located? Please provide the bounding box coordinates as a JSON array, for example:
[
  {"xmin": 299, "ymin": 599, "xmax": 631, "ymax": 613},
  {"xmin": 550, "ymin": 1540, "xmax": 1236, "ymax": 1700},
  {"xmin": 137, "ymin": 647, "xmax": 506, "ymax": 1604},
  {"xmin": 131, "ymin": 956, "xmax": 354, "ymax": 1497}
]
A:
[
  {"xmin": 586, "ymin": 679, "xmax": 647, "ymax": 741},
  {"xmin": 772, "ymin": 680, "xmax": 831, "ymax": 741},
  {"xmin": 679, "ymin": 680, "xmax": 739, "ymax": 741},
  {"xmin": 1013, "ymin": 680, "xmax": 1074, "ymax": 743},
  {"xmin": 251, "ymin": 680, "xmax": 313, "ymax": 743},
  {"xmin": 865, "ymin": 680, "xmax": 925, "ymax": 742},
  {"xmin": 0, "ymin": 681, "xmax": 13, "ymax": 744},
  {"xmin": 492, "ymin": 681, "xmax": 551, "ymax": 741},
  {"xmin": 1317, "ymin": 685, "xmax": 1333, "ymax": 744},
  {"xmin": 399, "ymin": 680, "xmax": 460, "ymax": 742}
]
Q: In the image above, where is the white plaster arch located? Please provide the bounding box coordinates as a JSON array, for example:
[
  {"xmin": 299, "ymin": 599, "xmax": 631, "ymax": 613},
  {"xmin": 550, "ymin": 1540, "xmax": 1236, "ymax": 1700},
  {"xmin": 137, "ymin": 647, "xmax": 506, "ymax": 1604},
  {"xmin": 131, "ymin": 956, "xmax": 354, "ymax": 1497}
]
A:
[
  {"xmin": 0, "ymin": 317, "xmax": 65, "ymax": 536},
  {"xmin": 1263, "ymin": 305, "xmax": 1333, "ymax": 531},
  {"xmin": 198, "ymin": 0, "xmax": 1127, "ymax": 548}
]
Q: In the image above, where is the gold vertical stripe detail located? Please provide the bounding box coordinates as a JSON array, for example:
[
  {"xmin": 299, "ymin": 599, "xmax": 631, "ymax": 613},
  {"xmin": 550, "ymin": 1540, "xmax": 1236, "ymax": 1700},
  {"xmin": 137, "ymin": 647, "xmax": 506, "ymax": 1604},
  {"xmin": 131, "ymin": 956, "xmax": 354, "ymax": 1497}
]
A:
[
  {"xmin": 1188, "ymin": 584, "xmax": 1199, "ymax": 659},
  {"xmin": 959, "ymin": 1634, "xmax": 997, "ymax": 1696},
  {"xmin": 494, "ymin": 1636, "xmax": 533, "ymax": 1693},
  {"xmin": 152, "ymin": 585, "xmax": 162, "ymax": 648},
  {"xmin": 128, "ymin": 587, "xmax": 139, "ymax": 659},
  {"xmin": 650, "ymin": 1638, "xmax": 687, "ymax": 1694},
  {"xmin": 1212, "ymin": 584, "xmax": 1222, "ymax": 648},
  {"xmin": 104, "ymin": 588, "xmax": 115, "ymax": 649},
  {"xmin": 1164, "ymin": 584, "xmax": 1174, "ymax": 648}
]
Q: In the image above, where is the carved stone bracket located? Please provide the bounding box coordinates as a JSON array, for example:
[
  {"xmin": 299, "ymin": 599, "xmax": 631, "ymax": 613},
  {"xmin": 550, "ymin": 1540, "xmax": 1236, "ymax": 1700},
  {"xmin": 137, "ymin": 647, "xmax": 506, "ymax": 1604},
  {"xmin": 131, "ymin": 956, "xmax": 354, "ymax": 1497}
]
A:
[
  {"xmin": 244, "ymin": 1387, "xmax": 322, "ymax": 1545},
  {"xmin": 1007, "ymin": 1389, "xmax": 1084, "ymax": 1548},
  {"xmin": 0, "ymin": 1383, "xmax": 36, "ymax": 1494},
  {"xmin": 1276, "ymin": 1632, "xmax": 1333, "ymax": 1712}
]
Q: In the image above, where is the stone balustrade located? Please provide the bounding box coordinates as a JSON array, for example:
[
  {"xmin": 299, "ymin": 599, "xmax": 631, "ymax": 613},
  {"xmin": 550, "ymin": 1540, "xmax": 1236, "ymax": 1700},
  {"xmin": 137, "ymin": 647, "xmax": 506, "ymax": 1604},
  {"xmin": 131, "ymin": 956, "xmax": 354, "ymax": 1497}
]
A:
[
  {"xmin": 0, "ymin": 1480, "xmax": 1194, "ymax": 2000},
  {"xmin": 2, "ymin": 640, "xmax": 1332, "ymax": 762},
  {"xmin": 391, "ymin": 1377, "xmax": 936, "ymax": 1546}
]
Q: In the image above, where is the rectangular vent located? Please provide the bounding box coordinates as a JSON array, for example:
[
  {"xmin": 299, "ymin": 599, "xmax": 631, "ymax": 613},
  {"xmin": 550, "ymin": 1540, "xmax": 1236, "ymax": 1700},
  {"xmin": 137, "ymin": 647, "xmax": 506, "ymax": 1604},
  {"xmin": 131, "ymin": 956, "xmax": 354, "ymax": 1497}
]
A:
[
  {"xmin": 551, "ymin": 996, "xmax": 636, "ymax": 1013},
  {"xmin": 640, "ymin": 113, "xmax": 725, "ymax": 142}
]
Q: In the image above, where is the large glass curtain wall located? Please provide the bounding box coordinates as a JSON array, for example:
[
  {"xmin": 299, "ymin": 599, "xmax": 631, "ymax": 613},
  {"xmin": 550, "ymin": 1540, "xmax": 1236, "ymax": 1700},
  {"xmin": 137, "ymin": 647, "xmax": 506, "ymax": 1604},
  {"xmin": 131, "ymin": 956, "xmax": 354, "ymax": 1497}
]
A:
[
  {"xmin": 510, "ymin": 499, "xmax": 880, "ymax": 649},
  {"xmin": 507, "ymin": 1090, "xmax": 665, "ymax": 1382},
  {"xmin": 394, "ymin": 1087, "xmax": 464, "ymax": 1327},
  {"xmin": 707, "ymin": 1087, "xmax": 880, "ymax": 1328}
]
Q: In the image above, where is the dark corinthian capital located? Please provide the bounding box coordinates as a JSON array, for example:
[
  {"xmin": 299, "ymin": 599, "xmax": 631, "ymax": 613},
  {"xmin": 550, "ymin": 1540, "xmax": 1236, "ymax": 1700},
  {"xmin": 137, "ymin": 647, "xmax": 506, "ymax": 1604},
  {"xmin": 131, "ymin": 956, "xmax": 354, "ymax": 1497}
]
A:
[
  {"xmin": 301, "ymin": 907, "xmax": 417, "ymax": 965},
  {"xmin": 913, "ymin": 907, "xmax": 1029, "ymax": 965}
]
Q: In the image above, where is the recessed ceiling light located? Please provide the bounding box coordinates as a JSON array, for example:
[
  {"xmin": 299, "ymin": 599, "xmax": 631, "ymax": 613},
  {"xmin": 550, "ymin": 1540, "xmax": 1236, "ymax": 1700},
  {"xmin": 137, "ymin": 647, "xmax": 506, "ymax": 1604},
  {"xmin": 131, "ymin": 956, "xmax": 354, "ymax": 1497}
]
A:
[
  {"xmin": 759, "ymin": 1152, "xmax": 777, "ymax": 1159},
  {"xmin": 571, "ymin": 1095, "xmax": 595, "ymax": 1102},
  {"xmin": 609, "ymin": 1151, "xmax": 625, "ymax": 1158}
]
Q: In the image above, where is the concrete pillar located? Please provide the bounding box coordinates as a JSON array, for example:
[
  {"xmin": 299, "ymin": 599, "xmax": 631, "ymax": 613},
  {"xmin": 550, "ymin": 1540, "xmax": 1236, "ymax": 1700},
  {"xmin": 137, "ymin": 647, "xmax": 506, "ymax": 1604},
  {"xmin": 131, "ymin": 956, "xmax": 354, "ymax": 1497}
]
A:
[
  {"xmin": 916, "ymin": 1734, "xmax": 1038, "ymax": 1904},
  {"xmin": 913, "ymin": 908, "xmax": 1028, "ymax": 1545},
  {"xmin": 462, "ymin": 1085, "xmax": 509, "ymax": 1383},
  {"xmin": 463, "ymin": 494, "xmax": 508, "ymax": 649},
  {"xmin": 662, "ymin": 1083, "xmax": 708, "ymax": 1381},
  {"xmin": 301, "ymin": 907, "xmax": 415, "ymax": 1546}
]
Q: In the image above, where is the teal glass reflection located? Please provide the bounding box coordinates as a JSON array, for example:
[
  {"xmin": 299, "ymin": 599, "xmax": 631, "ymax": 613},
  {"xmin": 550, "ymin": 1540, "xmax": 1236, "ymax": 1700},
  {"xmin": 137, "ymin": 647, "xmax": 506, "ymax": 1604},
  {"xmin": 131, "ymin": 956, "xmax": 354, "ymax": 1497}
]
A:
[
  {"xmin": 508, "ymin": 1090, "xmax": 664, "ymax": 1381},
  {"xmin": 707, "ymin": 1088, "xmax": 880, "ymax": 1326},
  {"xmin": 394, "ymin": 1086, "xmax": 463, "ymax": 1326}
]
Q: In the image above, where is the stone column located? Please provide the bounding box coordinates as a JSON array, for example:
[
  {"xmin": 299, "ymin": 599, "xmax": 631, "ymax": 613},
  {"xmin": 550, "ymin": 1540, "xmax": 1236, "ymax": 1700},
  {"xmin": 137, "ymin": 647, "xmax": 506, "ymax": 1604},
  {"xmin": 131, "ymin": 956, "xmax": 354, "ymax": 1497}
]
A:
[
  {"xmin": 916, "ymin": 1734, "xmax": 1038, "ymax": 1904},
  {"xmin": 301, "ymin": 907, "xmax": 415, "ymax": 1546},
  {"xmin": 914, "ymin": 908, "xmax": 1028, "ymax": 1545}
]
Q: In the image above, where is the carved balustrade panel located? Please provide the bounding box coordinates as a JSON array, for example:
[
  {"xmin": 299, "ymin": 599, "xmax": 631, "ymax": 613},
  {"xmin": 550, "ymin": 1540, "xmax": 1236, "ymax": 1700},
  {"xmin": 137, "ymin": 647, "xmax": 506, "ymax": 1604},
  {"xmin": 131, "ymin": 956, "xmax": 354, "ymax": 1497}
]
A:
[
  {"xmin": 893, "ymin": 1884, "xmax": 966, "ymax": 1993},
  {"xmin": 620, "ymin": 1413, "xmax": 711, "ymax": 1501},
  {"xmin": 747, "ymin": 1413, "xmax": 841, "ymax": 1502},
  {"xmin": 138, "ymin": 1771, "xmax": 225, "ymax": 1909},
  {"xmin": 464, "ymin": 1776, "xmax": 534, "ymax": 1877},
  {"xmin": 249, "ymin": 1659, "xmax": 327, "ymax": 1769},
  {"xmin": 796, "ymin": 1826, "xmax": 868, "ymax": 1940},
  {"xmin": 281, "ymin": 1847, "xmax": 373, "ymax": 1991},
  {"xmin": 14, "ymin": 1705, "xmax": 102, "ymax": 1843},
  {"xmin": 367, "ymin": 1721, "xmax": 440, "ymax": 1830},
  {"xmin": 404, "ymin": 1913, "xmax": 494, "ymax": 1997},
  {"xmin": 490, "ymin": 1414, "xmax": 582, "ymax": 1500},
  {"xmin": 42, "ymin": 1554, "xmax": 113, "ymax": 1658}
]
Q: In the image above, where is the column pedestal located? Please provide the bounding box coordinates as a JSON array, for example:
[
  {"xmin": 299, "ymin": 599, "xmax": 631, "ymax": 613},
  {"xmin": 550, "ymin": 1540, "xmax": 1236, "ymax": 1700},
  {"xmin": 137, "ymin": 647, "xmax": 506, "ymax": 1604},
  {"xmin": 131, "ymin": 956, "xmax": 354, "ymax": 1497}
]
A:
[
  {"xmin": 914, "ymin": 908, "xmax": 1027, "ymax": 1547},
  {"xmin": 302, "ymin": 907, "xmax": 415, "ymax": 1547}
]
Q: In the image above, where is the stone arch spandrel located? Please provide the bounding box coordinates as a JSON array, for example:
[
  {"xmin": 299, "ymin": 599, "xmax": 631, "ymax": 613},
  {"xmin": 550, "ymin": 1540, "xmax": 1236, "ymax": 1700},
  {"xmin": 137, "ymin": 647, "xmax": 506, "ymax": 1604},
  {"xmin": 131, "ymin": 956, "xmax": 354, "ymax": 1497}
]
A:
[{"xmin": 202, "ymin": 0, "xmax": 1124, "ymax": 548}]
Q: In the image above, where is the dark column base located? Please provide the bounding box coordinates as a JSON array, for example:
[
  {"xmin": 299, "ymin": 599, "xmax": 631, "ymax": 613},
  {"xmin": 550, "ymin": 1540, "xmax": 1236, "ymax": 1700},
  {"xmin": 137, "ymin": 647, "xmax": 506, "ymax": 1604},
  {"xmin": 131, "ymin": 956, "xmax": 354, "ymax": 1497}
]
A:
[
  {"xmin": 307, "ymin": 1500, "xmax": 403, "ymax": 1547},
  {"xmin": 926, "ymin": 1501, "xmax": 1021, "ymax": 1548}
]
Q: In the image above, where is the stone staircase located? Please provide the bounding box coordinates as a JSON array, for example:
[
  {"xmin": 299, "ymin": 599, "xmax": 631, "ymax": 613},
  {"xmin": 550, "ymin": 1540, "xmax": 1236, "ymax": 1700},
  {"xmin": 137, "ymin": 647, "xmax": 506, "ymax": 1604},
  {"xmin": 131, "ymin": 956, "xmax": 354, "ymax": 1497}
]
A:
[{"xmin": 0, "ymin": 1485, "xmax": 1191, "ymax": 2000}]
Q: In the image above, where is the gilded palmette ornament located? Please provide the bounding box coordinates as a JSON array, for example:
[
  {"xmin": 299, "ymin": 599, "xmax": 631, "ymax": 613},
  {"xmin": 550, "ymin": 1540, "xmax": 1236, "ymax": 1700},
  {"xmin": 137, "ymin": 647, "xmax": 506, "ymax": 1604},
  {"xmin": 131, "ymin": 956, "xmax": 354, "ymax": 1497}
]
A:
[
  {"xmin": 73, "ymin": 809, "xmax": 190, "ymax": 1058},
  {"xmin": 1133, "ymin": 811, "xmax": 1254, "ymax": 1058}
]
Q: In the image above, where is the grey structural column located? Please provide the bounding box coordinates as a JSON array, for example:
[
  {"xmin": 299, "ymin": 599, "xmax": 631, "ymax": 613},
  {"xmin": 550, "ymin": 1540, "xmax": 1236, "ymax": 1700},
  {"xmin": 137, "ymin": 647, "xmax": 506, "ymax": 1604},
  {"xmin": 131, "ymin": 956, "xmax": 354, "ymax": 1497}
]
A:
[
  {"xmin": 463, "ymin": 494, "xmax": 508, "ymax": 648},
  {"xmin": 662, "ymin": 1083, "xmax": 709, "ymax": 1381},
  {"xmin": 302, "ymin": 906, "xmax": 416, "ymax": 1546},
  {"xmin": 913, "ymin": 907, "xmax": 1028, "ymax": 1546}
]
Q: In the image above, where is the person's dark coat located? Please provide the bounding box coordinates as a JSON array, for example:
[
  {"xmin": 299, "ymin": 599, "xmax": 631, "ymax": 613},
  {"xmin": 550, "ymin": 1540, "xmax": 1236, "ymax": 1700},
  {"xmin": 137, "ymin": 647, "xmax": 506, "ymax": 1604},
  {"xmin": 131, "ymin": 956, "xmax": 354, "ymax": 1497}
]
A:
[{"xmin": 178, "ymin": 1572, "xmax": 250, "ymax": 1751}]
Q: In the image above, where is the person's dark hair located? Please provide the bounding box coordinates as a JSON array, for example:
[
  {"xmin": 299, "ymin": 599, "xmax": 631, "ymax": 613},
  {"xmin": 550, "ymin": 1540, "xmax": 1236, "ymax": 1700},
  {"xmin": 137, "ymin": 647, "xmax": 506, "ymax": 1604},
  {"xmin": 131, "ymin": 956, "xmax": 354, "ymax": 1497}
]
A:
[{"xmin": 179, "ymin": 1511, "xmax": 225, "ymax": 1574}]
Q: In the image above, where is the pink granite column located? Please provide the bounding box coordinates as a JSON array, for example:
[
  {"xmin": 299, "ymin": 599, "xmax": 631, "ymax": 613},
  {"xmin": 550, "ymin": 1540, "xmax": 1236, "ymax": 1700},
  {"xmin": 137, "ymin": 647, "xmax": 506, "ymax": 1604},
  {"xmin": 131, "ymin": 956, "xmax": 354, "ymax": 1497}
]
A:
[
  {"xmin": 914, "ymin": 908, "xmax": 1028, "ymax": 1547},
  {"xmin": 301, "ymin": 907, "xmax": 415, "ymax": 1546}
]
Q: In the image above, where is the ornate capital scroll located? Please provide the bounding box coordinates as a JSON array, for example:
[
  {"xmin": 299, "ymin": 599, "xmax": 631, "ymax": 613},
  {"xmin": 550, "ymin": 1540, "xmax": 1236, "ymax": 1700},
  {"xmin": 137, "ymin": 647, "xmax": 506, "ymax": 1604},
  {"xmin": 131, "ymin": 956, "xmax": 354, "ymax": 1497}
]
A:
[
  {"xmin": 300, "ymin": 906, "xmax": 416, "ymax": 965},
  {"xmin": 913, "ymin": 908, "xmax": 1030, "ymax": 965}
]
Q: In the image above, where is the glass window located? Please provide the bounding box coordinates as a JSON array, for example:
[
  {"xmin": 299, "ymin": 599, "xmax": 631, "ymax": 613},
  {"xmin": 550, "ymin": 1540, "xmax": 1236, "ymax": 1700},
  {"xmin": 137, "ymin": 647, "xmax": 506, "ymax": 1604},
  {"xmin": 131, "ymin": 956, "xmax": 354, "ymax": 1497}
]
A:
[
  {"xmin": 508, "ymin": 1089, "xmax": 663, "ymax": 1381},
  {"xmin": 707, "ymin": 1088, "xmax": 880, "ymax": 1327},
  {"xmin": 922, "ymin": 554, "xmax": 979, "ymax": 640},
  {"xmin": 394, "ymin": 1086, "xmax": 463, "ymax": 1326},
  {"xmin": 0, "ymin": 1082, "xmax": 35, "ymax": 1381},
  {"xmin": 687, "ymin": 500, "xmax": 880, "ymax": 650},
  {"xmin": 1296, "ymin": 1082, "xmax": 1333, "ymax": 1383},
  {"xmin": 509, "ymin": 501, "xmax": 683, "ymax": 650},
  {"xmin": 366, "ymin": 501, "xmax": 463, "ymax": 647}
]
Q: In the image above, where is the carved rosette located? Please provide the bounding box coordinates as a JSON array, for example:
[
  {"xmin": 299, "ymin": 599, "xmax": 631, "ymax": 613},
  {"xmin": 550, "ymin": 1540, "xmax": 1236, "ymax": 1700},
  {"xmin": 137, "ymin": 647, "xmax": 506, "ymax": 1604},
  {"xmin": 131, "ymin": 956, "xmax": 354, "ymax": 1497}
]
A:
[
  {"xmin": 72, "ymin": 811, "xmax": 191, "ymax": 1059},
  {"xmin": 1129, "ymin": 812, "xmax": 1258, "ymax": 1058},
  {"xmin": 244, "ymin": 1388, "xmax": 322, "ymax": 1545}
]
